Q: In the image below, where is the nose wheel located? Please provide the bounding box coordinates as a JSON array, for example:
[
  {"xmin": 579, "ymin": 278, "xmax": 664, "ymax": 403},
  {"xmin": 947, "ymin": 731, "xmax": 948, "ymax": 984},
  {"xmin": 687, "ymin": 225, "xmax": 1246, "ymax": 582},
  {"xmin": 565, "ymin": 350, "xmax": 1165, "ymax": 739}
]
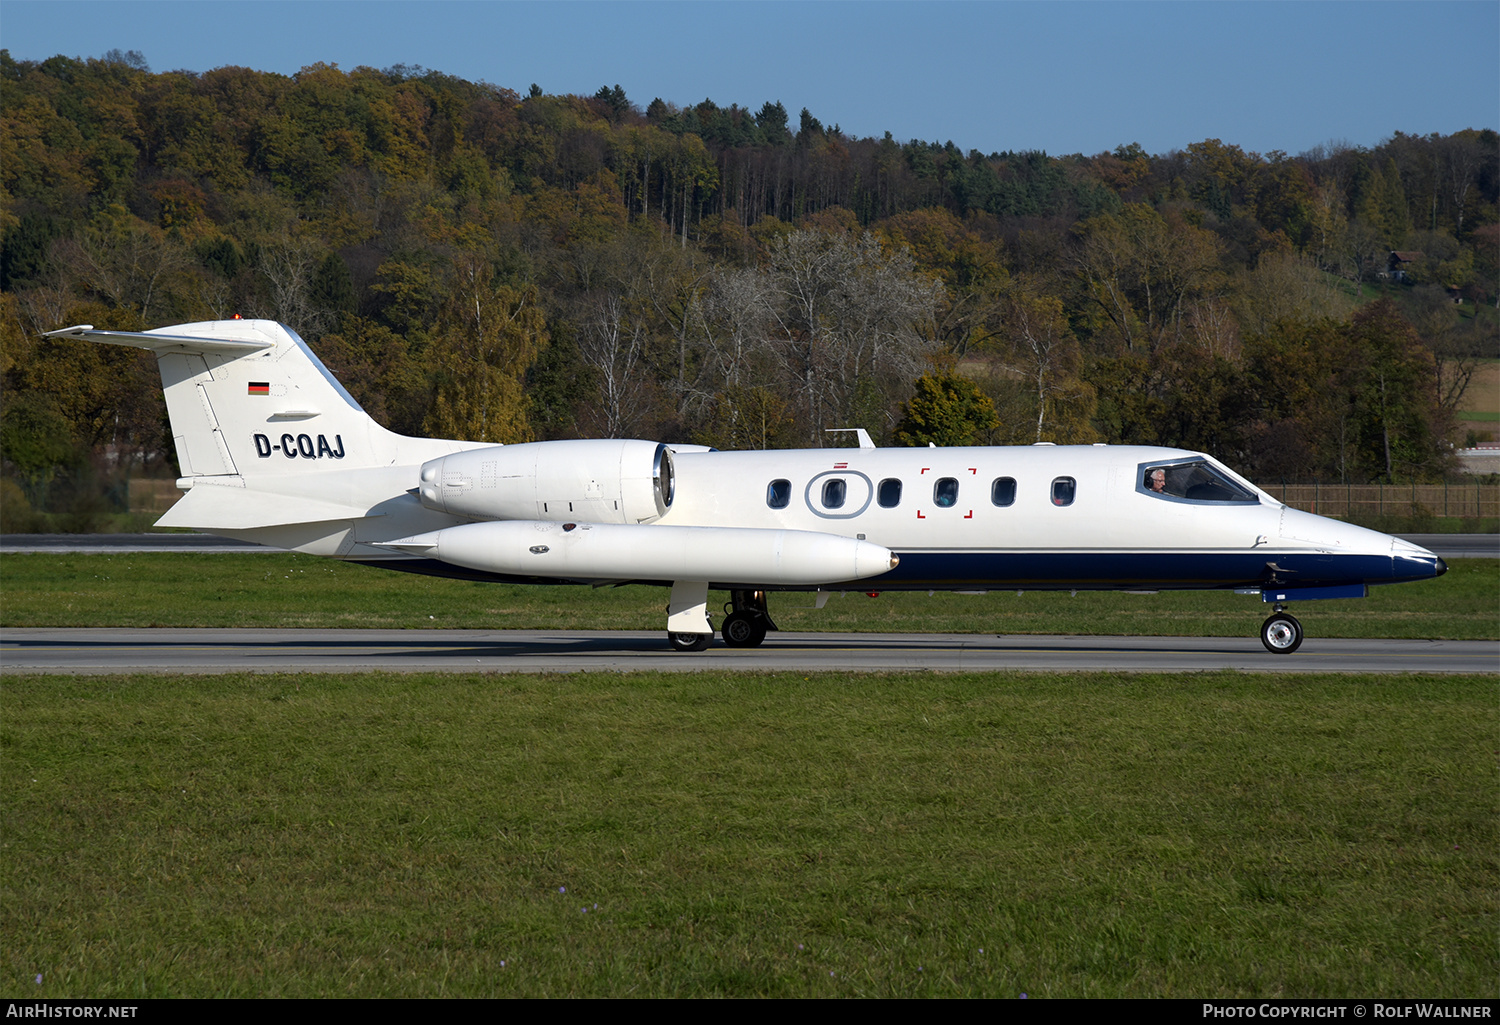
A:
[{"xmin": 1260, "ymin": 610, "xmax": 1303, "ymax": 654}]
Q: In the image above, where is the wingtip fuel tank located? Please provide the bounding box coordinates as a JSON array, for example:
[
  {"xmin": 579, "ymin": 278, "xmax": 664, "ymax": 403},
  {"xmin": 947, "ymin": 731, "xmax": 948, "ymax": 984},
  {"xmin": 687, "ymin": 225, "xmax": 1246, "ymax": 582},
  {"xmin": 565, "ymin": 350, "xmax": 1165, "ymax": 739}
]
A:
[{"xmin": 377, "ymin": 520, "xmax": 896, "ymax": 587}]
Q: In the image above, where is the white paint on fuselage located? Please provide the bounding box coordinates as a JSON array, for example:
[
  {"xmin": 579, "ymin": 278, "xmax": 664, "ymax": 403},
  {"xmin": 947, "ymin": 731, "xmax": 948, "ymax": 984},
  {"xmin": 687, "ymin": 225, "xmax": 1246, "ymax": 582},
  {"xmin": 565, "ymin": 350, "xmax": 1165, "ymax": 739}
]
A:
[
  {"xmin": 660, "ymin": 444, "xmax": 1395, "ymax": 559},
  {"xmin": 203, "ymin": 442, "xmax": 1405, "ymax": 571}
]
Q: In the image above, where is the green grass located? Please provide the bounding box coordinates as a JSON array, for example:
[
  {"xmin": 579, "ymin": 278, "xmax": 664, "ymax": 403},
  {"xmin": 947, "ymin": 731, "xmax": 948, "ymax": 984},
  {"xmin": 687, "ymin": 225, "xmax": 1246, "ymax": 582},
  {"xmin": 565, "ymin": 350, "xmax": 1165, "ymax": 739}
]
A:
[
  {"xmin": 2, "ymin": 553, "xmax": 1495, "ymax": 640},
  {"xmin": 1, "ymin": 670, "xmax": 1493, "ymax": 997},
  {"xmin": 1461, "ymin": 411, "xmax": 1500, "ymax": 422}
]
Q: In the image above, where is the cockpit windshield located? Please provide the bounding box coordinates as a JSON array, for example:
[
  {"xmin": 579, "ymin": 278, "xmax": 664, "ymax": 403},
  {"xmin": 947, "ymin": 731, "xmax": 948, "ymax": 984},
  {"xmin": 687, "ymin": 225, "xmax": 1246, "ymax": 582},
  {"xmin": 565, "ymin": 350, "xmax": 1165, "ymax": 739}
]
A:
[{"xmin": 1139, "ymin": 459, "xmax": 1259, "ymax": 504}]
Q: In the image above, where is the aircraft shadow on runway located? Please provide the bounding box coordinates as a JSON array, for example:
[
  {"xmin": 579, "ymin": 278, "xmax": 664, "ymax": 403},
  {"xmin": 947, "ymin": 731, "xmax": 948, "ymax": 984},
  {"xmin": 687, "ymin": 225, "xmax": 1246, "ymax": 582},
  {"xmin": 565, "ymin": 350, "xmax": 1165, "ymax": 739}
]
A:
[{"xmin": 8, "ymin": 633, "xmax": 1276, "ymax": 660}]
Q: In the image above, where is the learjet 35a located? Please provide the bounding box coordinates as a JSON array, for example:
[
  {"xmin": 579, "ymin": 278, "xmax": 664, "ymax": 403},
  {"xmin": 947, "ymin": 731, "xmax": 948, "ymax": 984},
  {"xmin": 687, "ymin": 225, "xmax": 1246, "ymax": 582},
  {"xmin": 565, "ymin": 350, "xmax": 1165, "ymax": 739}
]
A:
[{"xmin": 46, "ymin": 319, "xmax": 1447, "ymax": 653}]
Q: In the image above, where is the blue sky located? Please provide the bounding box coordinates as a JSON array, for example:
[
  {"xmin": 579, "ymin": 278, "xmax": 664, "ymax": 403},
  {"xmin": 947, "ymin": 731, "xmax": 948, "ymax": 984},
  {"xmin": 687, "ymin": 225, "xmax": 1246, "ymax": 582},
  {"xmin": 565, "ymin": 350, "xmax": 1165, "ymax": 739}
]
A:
[{"xmin": 3, "ymin": 0, "xmax": 1496, "ymax": 157}]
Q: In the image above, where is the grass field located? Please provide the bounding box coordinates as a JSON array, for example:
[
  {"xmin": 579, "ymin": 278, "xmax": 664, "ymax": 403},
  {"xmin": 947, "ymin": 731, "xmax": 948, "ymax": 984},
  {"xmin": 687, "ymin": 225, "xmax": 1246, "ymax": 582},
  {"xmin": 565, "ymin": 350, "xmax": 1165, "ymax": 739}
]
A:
[
  {"xmin": 1458, "ymin": 358, "xmax": 1499, "ymax": 414},
  {"xmin": 1, "ymin": 670, "xmax": 1493, "ymax": 998},
  {"xmin": 4, "ymin": 554, "xmax": 1494, "ymax": 997},
  {"xmin": 1, "ymin": 553, "xmax": 1496, "ymax": 641}
]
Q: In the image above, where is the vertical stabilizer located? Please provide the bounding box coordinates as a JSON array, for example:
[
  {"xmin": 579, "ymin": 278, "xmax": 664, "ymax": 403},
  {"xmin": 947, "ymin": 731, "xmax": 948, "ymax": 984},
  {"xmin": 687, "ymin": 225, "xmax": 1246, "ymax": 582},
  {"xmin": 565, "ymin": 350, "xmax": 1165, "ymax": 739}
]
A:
[{"xmin": 44, "ymin": 320, "xmax": 454, "ymax": 476}]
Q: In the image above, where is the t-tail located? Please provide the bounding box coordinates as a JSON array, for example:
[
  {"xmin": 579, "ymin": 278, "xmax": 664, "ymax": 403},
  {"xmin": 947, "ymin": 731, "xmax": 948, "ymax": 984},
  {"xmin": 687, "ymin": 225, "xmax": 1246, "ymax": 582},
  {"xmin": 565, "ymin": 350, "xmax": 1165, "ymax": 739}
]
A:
[{"xmin": 44, "ymin": 320, "xmax": 477, "ymax": 550}]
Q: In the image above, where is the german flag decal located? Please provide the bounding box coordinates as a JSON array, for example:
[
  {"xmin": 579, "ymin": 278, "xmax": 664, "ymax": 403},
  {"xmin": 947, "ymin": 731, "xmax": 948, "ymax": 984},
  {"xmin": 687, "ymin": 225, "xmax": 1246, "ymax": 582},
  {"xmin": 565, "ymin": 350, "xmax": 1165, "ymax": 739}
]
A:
[{"xmin": 248, "ymin": 382, "xmax": 270, "ymax": 395}]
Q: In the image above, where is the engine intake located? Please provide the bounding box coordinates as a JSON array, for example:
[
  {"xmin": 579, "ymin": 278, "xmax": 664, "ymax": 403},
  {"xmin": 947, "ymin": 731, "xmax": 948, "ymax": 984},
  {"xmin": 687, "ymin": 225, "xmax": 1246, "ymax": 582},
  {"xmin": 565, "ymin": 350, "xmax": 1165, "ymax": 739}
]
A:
[{"xmin": 417, "ymin": 439, "xmax": 673, "ymax": 524}]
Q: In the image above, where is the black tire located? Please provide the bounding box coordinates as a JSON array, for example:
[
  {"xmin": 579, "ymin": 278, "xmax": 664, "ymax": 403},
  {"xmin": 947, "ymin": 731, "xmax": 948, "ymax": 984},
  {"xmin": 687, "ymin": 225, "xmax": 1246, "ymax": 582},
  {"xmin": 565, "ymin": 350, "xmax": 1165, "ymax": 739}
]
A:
[
  {"xmin": 721, "ymin": 611, "xmax": 768, "ymax": 648},
  {"xmin": 1260, "ymin": 613, "xmax": 1303, "ymax": 654},
  {"xmin": 668, "ymin": 631, "xmax": 712, "ymax": 652}
]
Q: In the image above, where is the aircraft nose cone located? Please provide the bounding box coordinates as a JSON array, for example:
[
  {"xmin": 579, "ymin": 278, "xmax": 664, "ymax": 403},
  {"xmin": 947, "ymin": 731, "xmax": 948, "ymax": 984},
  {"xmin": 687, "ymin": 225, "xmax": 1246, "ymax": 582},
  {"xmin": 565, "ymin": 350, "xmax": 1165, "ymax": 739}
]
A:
[{"xmin": 1435, "ymin": 557, "xmax": 1448, "ymax": 577}]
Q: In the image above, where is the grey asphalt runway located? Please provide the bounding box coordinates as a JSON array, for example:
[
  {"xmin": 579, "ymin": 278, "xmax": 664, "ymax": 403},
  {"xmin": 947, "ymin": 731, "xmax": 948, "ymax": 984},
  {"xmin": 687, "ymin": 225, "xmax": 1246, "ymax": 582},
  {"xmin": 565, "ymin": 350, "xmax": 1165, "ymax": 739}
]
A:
[
  {"xmin": 4, "ymin": 532, "xmax": 1496, "ymax": 557},
  {"xmin": 5, "ymin": 534, "xmax": 1493, "ymax": 675},
  {"xmin": 3, "ymin": 628, "xmax": 1494, "ymax": 674}
]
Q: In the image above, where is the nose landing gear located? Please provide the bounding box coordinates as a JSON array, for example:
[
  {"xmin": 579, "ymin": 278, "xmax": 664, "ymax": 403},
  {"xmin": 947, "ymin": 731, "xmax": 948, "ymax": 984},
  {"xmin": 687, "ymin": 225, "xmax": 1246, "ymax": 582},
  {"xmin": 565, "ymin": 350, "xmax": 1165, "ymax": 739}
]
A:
[{"xmin": 1260, "ymin": 604, "xmax": 1303, "ymax": 654}]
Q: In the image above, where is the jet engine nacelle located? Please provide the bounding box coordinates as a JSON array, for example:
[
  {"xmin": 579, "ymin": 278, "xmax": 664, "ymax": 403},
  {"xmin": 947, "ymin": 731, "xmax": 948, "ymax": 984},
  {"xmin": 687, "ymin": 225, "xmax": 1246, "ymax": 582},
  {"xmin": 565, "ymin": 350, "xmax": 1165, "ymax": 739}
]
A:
[{"xmin": 417, "ymin": 439, "xmax": 673, "ymax": 524}]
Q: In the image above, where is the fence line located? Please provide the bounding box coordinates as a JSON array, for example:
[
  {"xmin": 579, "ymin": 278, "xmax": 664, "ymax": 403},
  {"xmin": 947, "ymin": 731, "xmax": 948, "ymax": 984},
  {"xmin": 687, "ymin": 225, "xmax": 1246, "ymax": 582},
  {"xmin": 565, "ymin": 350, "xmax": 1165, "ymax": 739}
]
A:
[{"xmin": 1265, "ymin": 482, "xmax": 1500, "ymax": 519}]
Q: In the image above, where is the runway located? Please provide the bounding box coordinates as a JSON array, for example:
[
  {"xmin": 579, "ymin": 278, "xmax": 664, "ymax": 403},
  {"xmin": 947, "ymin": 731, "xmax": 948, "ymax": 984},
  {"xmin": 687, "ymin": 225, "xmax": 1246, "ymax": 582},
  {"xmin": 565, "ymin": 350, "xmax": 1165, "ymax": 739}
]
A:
[
  {"xmin": 5, "ymin": 535, "xmax": 1493, "ymax": 674},
  {"xmin": 2, "ymin": 628, "xmax": 1494, "ymax": 674}
]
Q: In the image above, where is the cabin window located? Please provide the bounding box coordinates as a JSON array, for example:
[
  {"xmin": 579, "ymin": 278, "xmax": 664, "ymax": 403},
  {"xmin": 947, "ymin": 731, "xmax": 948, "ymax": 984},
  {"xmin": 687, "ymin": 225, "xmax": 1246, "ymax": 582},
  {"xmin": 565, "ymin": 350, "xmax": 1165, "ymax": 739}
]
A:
[
  {"xmin": 877, "ymin": 478, "xmax": 902, "ymax": 508},
  {"xmin": 991, "ymin": 477, "xmax": 1016, "ymax": 507},
  {"xmin": 822, "ymin": 478, "xmax": 847, "ymax": 509},
  {"xmin": 767, "ymin": 479, "xmax": 791, "ymax": 509},
  {"xmin": 933, "ymin": 477, "xmax": 959, "ymax": 508},
  {"xmin": 1051, "ymin": 477, "xmax": 1076, "ymax": 506},
  {"xmin": 1140, "ymin": 460, "xmax": 1258, "ymax": 503}
]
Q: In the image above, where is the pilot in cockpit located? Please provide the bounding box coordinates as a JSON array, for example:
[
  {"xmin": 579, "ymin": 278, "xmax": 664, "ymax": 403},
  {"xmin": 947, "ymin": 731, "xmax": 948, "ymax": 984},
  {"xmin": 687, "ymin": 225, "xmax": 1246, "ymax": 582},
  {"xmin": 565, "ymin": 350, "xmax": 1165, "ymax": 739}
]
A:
[{"xmin": 1147, "ymin": 468, "xmax": 1167, "ymax": 493}]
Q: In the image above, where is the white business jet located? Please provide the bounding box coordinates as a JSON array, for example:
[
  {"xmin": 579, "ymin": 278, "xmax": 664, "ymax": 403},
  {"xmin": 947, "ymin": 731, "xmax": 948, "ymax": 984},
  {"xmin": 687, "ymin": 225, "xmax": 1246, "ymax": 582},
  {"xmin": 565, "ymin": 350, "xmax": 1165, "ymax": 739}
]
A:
[{"xmin": 45, "ymin": 320, "xmax": 1447, "ymax": 654}]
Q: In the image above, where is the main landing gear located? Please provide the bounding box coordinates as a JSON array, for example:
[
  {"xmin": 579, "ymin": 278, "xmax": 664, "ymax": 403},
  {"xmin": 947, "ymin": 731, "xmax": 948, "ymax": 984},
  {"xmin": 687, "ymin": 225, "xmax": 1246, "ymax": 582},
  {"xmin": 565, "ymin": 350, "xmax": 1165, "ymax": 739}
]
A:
[
  {"xmin": 665, "ymin": 590, "xmax": 777, "ymax": 651},
  {"xmin": 1260, "ymin": 605, "xmax": 1304, "ymax": 654},
  {"xmin": 721, "ymin": 590, "xmax": 775, "ymax": 648}
]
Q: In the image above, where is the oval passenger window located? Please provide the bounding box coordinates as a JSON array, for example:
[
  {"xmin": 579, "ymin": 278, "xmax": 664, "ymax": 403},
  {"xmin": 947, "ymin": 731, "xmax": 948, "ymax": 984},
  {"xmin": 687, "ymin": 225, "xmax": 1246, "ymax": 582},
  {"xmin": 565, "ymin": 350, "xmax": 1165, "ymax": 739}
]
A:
[
  {"xmin": 877, "ymin": 478, "xmax": 902, "ymax": 508},
  {"xmin": 766, "ymin": 479, "xmax": 791, "ymax": 509},
  {"xmin": 991, "ymin": 477, "xmax": 1016, "ymax": 507},
  {"xmin": 1051, "ymin": 477, "xmax": 1076, "ymax": 506},
  {"xmin": 822, "ymin": 478, "xmax": 847, "ymax": 509},
  {"xmin": 934, "ymin": 477, "xmax": 958, "ymax": 507}
]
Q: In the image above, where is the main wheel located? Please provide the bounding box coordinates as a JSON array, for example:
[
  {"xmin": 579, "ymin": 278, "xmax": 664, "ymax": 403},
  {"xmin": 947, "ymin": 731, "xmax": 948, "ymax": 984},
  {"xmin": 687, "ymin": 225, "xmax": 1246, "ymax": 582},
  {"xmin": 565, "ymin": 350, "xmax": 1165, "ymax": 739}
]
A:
[
  {"xmin": 721, "ymin": 611, "xmax": 768, "ymax": 648},
  {"xmin": 1260, "ymin": 613, "xmax": 1303, "ymax": 654},
  {"xmin": 668, "ymin": 631, "xmax": 712, "ymax": 652}
]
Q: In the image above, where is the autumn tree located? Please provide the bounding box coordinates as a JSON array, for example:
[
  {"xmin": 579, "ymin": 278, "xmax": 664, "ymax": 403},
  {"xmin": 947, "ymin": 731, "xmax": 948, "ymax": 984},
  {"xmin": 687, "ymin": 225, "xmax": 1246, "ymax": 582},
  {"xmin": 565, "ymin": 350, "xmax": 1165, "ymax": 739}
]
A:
[
  {"xmin": 422, "ymin": 257, "xmax": 547, "ymax": 443},
  {"xmin": 574, "ymin": 291, "xmax": 653, "ymax": 438},
  {"xmin": 693, "ymin": 385, "xmax": 792, "ymax": 450},
  {"xmin": 875, "ymin": 207, "xmax": 1007, "ymax": 356},
  {"xmin": 891, "ymin": 372, "xmax": 999, "ymax": 447},
  {"xmin": 998, "ymin": 280, "xmax": 1097, "ymax": 443},
  {"xmin": 766, "ymin": 228, "xmax": 941, "ymax": 442},
  {"xmin": 1344, "ymin": 300, "xmax": 1452, "ymax": 481},
  {"xmin": 1243, "ymin": 302, "xmax": 1453, "ymax": 482},
  {"xmin": 1075, "ymin": 203, "xmax": 1224, "ymax": 353},
  {"xmin": 1356, "ymin": 158, "xmax": 1410, "ymax": 249}
]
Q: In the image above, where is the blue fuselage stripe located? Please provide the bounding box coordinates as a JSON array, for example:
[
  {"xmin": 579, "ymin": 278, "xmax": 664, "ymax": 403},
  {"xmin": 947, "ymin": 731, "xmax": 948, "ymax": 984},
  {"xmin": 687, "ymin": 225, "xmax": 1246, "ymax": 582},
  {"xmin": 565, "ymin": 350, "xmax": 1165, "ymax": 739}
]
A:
[
  {"xmin": 867, "ymin": 550, "xmax": 1436, "ymax": 590},
  {"xmin": 362, "ymin": 550, "xmax": 1443, "ymax": 592}
]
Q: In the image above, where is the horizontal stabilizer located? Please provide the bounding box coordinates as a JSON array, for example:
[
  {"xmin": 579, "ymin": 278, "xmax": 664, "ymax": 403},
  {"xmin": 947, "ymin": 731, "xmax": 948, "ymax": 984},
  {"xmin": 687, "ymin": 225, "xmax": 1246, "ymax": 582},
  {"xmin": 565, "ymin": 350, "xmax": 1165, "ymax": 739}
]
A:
[
  {"xmin": 157, "ymin": 481, "xmax": 376, "ymax": 530},
  {"xmin": 44, "ymin": 324, "xmax": 273, "ymax": 355}
]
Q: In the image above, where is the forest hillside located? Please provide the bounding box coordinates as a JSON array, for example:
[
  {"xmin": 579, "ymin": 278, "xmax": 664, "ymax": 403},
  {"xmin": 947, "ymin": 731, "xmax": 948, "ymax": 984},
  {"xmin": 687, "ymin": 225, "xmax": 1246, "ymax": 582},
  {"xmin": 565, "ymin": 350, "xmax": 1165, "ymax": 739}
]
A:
[{"xmin": 2, "ymin": 52, "xmax": 1496, "ymax": 525}]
